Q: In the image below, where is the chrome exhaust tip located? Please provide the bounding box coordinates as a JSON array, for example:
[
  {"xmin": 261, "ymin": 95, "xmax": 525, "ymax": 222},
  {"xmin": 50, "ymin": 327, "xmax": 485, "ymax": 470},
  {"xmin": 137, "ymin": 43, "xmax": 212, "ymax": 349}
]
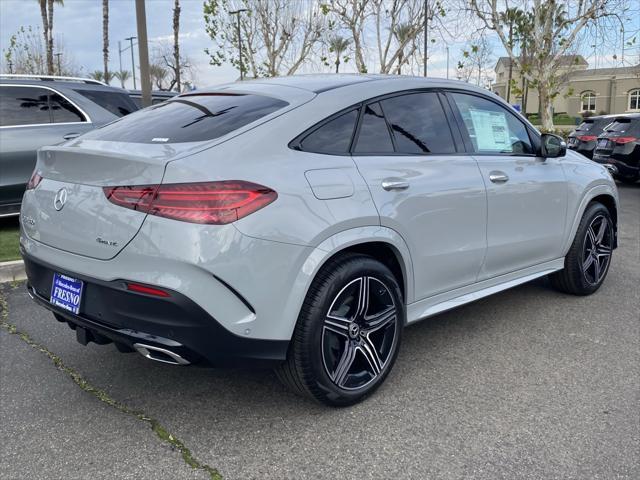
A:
[
  {"xmin": 133, "ymin": 343, "xmax": 190, "ymax": 365},
  {"xmin": 603, "ymin": 164, "xmax": 618, "ymax": 175}
]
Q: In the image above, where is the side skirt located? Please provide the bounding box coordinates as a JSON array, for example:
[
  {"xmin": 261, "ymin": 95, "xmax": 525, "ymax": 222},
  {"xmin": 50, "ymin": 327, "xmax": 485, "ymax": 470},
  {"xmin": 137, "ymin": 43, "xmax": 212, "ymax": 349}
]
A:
[{"xmin": 407, "ymin": 258, "xmax": 564, "ymax": 324}]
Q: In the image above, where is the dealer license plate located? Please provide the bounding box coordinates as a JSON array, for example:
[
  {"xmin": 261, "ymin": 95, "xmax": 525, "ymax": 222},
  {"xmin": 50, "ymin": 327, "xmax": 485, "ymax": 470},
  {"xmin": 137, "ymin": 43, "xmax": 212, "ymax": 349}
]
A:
[{"xmin": 50, "ymin": 273, "xmax": 84, "ymax": 315}]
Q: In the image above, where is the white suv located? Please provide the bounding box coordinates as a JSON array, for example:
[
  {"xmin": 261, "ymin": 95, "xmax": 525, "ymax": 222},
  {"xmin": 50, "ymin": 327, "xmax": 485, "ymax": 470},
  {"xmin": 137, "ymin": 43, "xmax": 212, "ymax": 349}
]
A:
[{"xmin": 20, "ymin": 75, "xmax": 618, "ymax": 406}]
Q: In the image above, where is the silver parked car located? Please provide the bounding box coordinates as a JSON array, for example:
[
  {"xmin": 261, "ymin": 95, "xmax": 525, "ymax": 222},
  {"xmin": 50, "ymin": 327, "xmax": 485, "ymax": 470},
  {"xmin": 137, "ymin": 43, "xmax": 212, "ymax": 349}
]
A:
[
  {"xmin": 20, "ymin": 75, "xmax": 619, "ymax": 406},
  {"xmin": 0, "ymin": 75, "xmax": 138, "ymax": 217}
]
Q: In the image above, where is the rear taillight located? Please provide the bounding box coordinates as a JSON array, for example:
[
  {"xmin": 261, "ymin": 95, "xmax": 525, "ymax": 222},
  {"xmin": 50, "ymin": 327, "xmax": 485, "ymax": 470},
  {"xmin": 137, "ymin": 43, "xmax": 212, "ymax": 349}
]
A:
[
  {"xmin": 126, "ymin": 282, "xmax": 171, "ymax": 297},
  {"xmin": 577, "ymin": 135, "xmax": 597, "ymax": 142},
  {"xmin": 26, "ymin": 170, "xmax": 43, "ymax": 190},
  {"xmin": 103, "ymin": 181, "xmax": 277, "ymax": 225},
  {"xmin": 614, "ymin": 136, "xmax": 637, "ymax": 144}
]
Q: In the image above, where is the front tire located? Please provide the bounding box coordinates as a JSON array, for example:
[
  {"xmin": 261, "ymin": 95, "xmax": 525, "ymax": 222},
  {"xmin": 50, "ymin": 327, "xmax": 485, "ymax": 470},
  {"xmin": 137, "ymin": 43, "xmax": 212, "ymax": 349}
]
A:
[
  {"xmin": 550, "ymin": 202, "xmax": 614, "ymax": 295},
  {"xmin": 277, "ymin": 253, "xmax": 404, "ymax": 406}
]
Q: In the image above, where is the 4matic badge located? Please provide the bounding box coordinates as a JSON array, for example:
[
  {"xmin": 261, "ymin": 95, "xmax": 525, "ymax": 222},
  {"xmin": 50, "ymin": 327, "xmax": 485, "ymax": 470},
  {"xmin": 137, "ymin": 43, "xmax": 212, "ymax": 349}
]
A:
[{"xmin": 96, "ymin": 237, "xmax": 119, "ymax": 247}]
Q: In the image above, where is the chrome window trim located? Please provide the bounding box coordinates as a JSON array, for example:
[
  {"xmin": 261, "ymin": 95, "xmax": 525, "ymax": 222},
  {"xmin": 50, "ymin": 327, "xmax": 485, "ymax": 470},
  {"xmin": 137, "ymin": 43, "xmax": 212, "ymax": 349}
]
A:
[{"xmin": 0, "ymin": 83, "xmax": 93, "ymax": 129}]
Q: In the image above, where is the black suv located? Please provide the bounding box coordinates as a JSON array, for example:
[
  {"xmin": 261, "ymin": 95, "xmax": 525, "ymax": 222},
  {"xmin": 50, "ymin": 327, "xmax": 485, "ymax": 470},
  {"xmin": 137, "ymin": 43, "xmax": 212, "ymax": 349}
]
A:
[
  {"xmin": 567, "ymin": 115, "xmax": 616, "ymax": 158},
  {"xmin": 592, "ymin": 114, "xmax": 640, "ymax": 184},
  {"xmin": 0, "ymin": 75, "xmax": 139, "ymax": 216}
]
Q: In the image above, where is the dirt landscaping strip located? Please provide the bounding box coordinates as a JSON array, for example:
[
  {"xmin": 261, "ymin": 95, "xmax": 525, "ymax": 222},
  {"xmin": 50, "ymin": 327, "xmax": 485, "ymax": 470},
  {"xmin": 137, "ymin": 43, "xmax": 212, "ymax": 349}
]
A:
[{"xmin": 0, "ymin": 289, "xmax": 223, "ymax": 480}]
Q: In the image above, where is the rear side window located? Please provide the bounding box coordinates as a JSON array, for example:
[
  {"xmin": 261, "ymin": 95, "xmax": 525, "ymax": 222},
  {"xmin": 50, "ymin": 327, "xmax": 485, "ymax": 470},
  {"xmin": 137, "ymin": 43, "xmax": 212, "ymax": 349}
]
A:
[
  {"xmin": 452, "ymin": 92, "xmax": 533, "ymax": 154},
  {"xmin": 50, "ymin": 92, "xmax": 86, "ymax": 123},
  {"xmin": 75, "ymin": 89, "xmax": 138, "ymax": 117},
  {"xmin": 82, "ymin": 93, "xmax": 288, "ymax": 143},
  {"xmin": 381, "ymin": 93, "xmax": 456, "ymax": 154},
  {"xmin": 0, "ymin": 86, "xmax": 86, "ymax": 126},
  {"xmin": 130, "ymin": 95, "xmax": 173, "ymax": 108},
  {"xmin": 130, "ymin": 96, "xmax": 142, "ymax": 108},
  {"xmin": 298, "ymin": 109, "xmax": 358, "ymax": 154},
  {"xmin": 354, "ymin": 103, "xmax": 394, "ymax": 153}
]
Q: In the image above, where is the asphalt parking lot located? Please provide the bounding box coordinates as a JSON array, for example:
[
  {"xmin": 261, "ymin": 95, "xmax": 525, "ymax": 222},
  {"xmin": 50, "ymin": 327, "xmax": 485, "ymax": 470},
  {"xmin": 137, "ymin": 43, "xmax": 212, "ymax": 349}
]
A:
[{"xmin": 1, "ymin": 183, "xmax": 638, "ymax": 480}]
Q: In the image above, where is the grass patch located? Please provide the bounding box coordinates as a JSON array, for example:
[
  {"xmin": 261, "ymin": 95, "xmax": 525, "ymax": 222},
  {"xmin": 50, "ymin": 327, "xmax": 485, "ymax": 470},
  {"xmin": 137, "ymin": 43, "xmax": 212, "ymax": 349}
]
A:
[
  {"xmin": 527, "ymin": 113, "xmax": 579, "ymax": 126},
  {"xmin": 0, "ymin": 218, "xmax": 20, "ymax": 262}
]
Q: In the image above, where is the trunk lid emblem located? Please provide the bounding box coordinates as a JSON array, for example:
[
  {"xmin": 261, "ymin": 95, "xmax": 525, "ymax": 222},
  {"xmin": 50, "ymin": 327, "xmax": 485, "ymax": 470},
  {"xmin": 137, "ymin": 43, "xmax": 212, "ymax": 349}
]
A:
[{"xmin": 54, "ymin": 188, "xmax": 68, "ymax": 211}]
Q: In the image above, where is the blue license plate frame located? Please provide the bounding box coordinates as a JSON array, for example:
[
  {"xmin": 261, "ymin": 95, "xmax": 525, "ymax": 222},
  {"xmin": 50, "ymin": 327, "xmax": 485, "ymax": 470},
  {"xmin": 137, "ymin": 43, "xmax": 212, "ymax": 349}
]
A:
[{"xmin": 50, "ymin": 273, "xmax": 84, "ymax": 315}]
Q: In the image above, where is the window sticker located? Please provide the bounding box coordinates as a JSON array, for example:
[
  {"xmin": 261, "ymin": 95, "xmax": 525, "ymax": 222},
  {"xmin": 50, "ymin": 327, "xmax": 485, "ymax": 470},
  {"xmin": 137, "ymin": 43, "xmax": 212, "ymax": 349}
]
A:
[{"xmin": 468, "ymin": 108, "xmax": 512, "ymax": 152}]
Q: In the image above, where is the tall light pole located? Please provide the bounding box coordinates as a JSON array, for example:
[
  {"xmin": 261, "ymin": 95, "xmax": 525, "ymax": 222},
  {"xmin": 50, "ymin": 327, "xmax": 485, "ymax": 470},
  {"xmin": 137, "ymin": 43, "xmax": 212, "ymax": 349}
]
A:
[
  {"xmin": 54, "ymin": 53, "xmax": 62, "ymax": 75},
  {"xmin": 446, "ymin": 46, "xmax": 449, "ymax": 79},
  {"xmin": 423, "ymin": 0, "xmax": 429, "ymax": 77},
  {"xmin": 229, "ymin": 9, "xmax": 248, "ymax": 80},
  {"xmin": 118, "ymin": 40, "xmax": 123, "ymax": 79},
  {"xmin": 135, "ymin": 0, "xmax": 152, "ymax": 107},
  {"xmin": 125, "ymin": 36, "xmax": 137, "ymax": 89}
]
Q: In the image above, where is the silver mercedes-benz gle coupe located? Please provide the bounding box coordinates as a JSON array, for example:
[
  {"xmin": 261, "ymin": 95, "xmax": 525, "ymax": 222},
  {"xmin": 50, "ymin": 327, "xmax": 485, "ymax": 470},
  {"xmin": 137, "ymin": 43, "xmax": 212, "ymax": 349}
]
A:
[{"xmin": 20, "ymin": 75, "xmax": 618, "ymax": 406}]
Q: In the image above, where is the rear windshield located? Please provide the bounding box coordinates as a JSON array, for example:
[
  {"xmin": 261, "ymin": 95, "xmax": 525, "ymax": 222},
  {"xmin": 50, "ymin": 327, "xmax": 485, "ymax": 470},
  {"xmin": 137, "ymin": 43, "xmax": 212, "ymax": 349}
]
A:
[
  {"xmin": 576, "ymin": 118, "xmax": 612, "ymax": 133},
  {"xmin": 605, "ymin": 119, "xmax": 640, "ymax": 134},
  {"xmin": 576, "ymin": 120, "xmax": 596, "ymax": 132},
  {"xmin": 83, "ymin": 93, "xmax": 288, "ymax": 143},
  {"xmin": 74, "ymin": 89, "xmax": 138, "ymax": 117}
]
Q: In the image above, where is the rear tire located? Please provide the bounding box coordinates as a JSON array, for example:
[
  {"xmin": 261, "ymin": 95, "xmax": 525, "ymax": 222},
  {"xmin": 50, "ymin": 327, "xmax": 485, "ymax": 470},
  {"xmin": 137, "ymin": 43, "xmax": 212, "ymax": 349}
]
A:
[
  {"xmin": 276, "ymin": 253, "xmax": 404, "ymax": 406},
  {"xmin": 550, "ymin": 202, "xmax": 614, "ymax": 295}
]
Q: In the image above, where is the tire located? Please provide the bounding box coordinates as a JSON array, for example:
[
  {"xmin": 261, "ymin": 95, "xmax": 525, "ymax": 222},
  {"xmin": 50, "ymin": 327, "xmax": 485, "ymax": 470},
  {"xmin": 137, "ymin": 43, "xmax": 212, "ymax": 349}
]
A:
[
  {"xmin": 276, "ymin": 253, "xmax": 404, "ymax": 406},
  {"xmin": 550, "ymin": 202, "xmax": 614, "ymax": 295}
]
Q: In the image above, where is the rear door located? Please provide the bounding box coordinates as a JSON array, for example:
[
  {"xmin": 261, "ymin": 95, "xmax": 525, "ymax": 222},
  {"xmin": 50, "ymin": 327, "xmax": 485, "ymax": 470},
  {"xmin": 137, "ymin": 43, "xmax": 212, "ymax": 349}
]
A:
[
  {"xmin": 352, "ymin": 91, "xmax": 487, "ymax": 301},
  {"xmin": 447, "ymin": 91, "xmax": 567, "ymax": 280},
  {"xmin": 0, "ymin": 85, "xmax": 93, "ymax": 209}
]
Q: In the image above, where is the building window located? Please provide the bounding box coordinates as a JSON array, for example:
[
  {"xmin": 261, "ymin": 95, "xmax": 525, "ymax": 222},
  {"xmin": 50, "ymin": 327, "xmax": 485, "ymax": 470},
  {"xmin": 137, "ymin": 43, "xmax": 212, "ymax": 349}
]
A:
[
  {"xmin": 629, "ymin": 89, "xmax": 640, "ymax": 111},
  {"xmin": 581, "ymin": 91, "xmax": 596, "ymax": 112}
]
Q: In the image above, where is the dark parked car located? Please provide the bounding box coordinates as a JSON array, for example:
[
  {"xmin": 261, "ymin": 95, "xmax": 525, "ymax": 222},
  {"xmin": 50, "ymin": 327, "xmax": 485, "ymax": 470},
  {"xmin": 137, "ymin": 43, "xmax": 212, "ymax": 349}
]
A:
[
  {"xmin": 567, "ymin": 114, "xmax": 616, "ymax": 158},
  {"xmin": 128, "ymin": 89, "xmax": 177, "ymax": 108},
  {"xmin": 592, "ymin": 114, "xmax": 640, "ymax": 184},
  {"xmin": 0, "ymin": 75, "xmax": 138, "ymax": 217}
]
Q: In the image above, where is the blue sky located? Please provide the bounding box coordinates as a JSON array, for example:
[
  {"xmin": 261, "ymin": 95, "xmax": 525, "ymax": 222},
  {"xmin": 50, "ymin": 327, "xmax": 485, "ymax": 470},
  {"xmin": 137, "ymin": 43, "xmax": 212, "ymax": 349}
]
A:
[{"xmin": 0, "ymin": 0, "xmax": 637, "ymax": 90}]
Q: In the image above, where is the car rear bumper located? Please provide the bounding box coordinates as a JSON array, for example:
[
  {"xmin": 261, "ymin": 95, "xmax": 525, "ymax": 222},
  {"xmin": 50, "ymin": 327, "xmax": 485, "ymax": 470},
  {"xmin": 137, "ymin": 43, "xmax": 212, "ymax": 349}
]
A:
[
  {"xmin": 23, "ymin": 253, "xmax": 289, "ymax": 367},
  {"xmin": 568, "ymin": 143, "xmax": 595, "ymax": 158},
  {"xmin": 593, "ymin": 155, "xmax": 640, "ymax": 179}
]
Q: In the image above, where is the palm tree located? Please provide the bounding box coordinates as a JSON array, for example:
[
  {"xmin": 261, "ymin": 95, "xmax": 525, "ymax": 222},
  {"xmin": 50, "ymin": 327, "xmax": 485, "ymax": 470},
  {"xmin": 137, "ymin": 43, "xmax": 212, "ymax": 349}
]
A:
[
  {"xmin": 393, "ymin": 23, "xmax": 413, "ymax": 75},
  {"xmin": 173, "ymin": 0, "xmax": 181, "ymax": 91},
  {"xmin": 89, "ymin": 70, "xmax": 104, "ymax": 82},
  {"xmin": 36, "ymin": 0, "xmax": 64, "ymax": 74},
  {"xmin": 104, "ymin": 70, "xmax": 115, "ymax": 84},
  {"xmin": 499, "ymin": 8, "xmax": 524, "ymax": 104},
  {"xmin": 114, "ymin": 70, "xmax": 131, "ymax": 88},
  {"xmin": 328, "ymin": 36, "xmax": 351, "ymax": 73},
  {"xmin": 102, "ymin": 0, "xmax": 109, "ymax": 83},
  {"xmin": 149, "ymin": 64, "xmax": 168, "ymax": 90}
]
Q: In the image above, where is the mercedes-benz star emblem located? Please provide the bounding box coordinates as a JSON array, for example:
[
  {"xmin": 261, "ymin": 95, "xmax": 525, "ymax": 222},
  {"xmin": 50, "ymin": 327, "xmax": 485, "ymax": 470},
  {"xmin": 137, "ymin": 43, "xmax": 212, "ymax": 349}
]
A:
[
  {"xmin": 348, "ymin": 322, "xmax": 360, "ymax": 339},
  {"xmin": 53, "ymin": 188, "xmax": 68, "ymax": 211}
]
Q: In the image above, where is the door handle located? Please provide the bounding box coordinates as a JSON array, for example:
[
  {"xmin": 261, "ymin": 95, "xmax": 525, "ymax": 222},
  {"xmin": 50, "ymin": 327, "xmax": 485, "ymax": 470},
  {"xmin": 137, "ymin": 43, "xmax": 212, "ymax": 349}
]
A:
[
  {"xmin": 489, "ymin": 171, "xmax": 509, "ymax": 183},
  {"xmin": 63, "ymin": 133, "xmax": 81, "ymax": 140},
  {"xmin": 381, "ymin": 179, "xmax": 410, "ymax": 191}
]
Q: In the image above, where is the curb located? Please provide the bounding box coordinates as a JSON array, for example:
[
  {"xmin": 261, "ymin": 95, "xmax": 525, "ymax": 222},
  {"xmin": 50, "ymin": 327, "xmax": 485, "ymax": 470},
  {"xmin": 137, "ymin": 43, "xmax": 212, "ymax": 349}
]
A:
[{"xmin": 0, "ymin": 260, "xmax": 26, "ymax": 284}]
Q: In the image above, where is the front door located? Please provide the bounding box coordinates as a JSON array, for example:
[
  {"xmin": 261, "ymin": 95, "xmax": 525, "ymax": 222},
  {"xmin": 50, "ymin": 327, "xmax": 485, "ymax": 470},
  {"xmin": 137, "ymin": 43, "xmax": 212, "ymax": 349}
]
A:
[{"xmin": 447, "ymin": 91, "xmax": 567, "ymax": 280}]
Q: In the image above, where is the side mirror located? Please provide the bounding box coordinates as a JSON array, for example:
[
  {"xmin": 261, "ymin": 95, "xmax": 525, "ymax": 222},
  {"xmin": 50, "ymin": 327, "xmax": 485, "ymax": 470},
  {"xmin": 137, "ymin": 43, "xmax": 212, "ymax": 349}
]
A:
[{"xmin": 540, "ymin": 133, "xmax": 567, "ymax": 158}]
